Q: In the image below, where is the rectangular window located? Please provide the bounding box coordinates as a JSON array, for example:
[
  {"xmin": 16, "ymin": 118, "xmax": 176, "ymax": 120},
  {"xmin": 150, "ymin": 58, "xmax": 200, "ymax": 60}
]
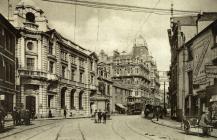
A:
[
  {"xmin": 48, "ymin": 43, "xmax": 53, "ymax": 55},
  {"xmin": 62, "ymin": 66, "xmax": 66, "ymax": 78},
  {"xmin": 80, "ymin": 72, "xmax": 83, "ymax": 83},
  {"xmin": 0, "ymin": 27, "xmax": 5, "ymax": 48},
  {"xmin": 71, "ymin": 69, "xmax": 75, "ymax": 81},
  {"xmin": 26, "ymin": 58, "xmax": 34, "ymax": 70},
  {"xmin": 6, "ymin": 32, "xmax": 11, "ymax": 51},
  {"xmin": 79, "ymin": 59, "xmax": 84, "ymax": 67},
  {"xmin": 5, "ymin": 62, "xmax": 10, "ymax": 82},
  {"xmin": 71, "ymin": 56, "xmax": 76, "ymax": 64},
  {"xmin": 49, "ymin": 61, "xmax": 54, "ymax": 73},
  {"xmin": 91, "ymin": 75, "xmax": 94, "ymax": 84},
  {"xmin": 10, "ymin": 64, "xmax": 14, "ymax": 83}
]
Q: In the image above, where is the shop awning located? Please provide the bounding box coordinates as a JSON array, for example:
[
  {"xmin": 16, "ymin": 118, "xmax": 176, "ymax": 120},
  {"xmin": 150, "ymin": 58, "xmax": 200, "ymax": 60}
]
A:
[{"xmin": 115, "ymin": 103, "xmax": 127, "ymax": 110}]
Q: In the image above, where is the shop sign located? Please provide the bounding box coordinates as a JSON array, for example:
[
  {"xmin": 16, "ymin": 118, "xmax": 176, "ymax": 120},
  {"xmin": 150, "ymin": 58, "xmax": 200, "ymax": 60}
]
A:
[
  {"xmin": 0, "ymin": 95, "xmax": 5, "ymax": 100},
  {"xmin": 193, "ymin": 76, "xmax": 207, "ymax": 85},
  {"xmin": 205, "ymin": 65, "xmax": 217, "ymax": 77}
]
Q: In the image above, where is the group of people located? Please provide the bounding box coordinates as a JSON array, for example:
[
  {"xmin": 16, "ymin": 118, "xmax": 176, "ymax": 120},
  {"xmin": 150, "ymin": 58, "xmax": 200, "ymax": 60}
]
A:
[
  {"xmin": 11, "ymin": 107, "xmax": 33, "ymax": 126},
  {"xmin": 94, "ymin": 109, "xmax": 107, "ymax": 124}
]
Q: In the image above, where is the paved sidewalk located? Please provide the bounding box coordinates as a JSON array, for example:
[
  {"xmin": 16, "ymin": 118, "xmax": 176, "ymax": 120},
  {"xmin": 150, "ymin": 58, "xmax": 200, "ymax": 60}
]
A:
[
  {"xmin": 3, "ymin": 115, "xmax": 90, "ymax": 129},
  {"xmin": 151, "ymin": 118, "xmax": 217, "ymax": 138}
]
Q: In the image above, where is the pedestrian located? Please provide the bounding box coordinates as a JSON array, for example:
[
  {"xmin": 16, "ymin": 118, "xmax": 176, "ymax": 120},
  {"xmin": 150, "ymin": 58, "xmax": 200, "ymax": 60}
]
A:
[
  {"xmin": 98, "ymin": 109, "xmax": 102, "ymax": 123},
  {"xmin": 102, "ymin": 110, "xmax": 107, "ymax": 124},
  {"xmin": 94, "ymin": 110, "xmax": 98, "ymax": 123},
  {"xmin": 155, "ymin": 106, "xmax": 160, "ymax": 121},
  {"xmin": 48, "ymin": 109, "xmax": 52, "ymax": 118},
  {"xmin": 199, "ymin": 110, "xmax": 213, "ymax": 136},
  {"xmin": 64, "ymin": 108, "xmax": 67, "ymax": 118},
  {"xmin": 25, "ymin": 109, "xmax": 31, "ymax": 125},
  {"xmin": 12, "ymin": 107, "xmax": 18, "ymax": 126}
]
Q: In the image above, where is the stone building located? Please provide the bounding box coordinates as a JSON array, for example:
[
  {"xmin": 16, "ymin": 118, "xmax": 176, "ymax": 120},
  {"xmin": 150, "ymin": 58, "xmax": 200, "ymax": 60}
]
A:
[
  {"xmin": 98, "ymin": 36, "xmax": 160, "ymax": 109},
  {"xmin": 98, "ymin": 50, "xmax": 131, "ymax": 113},
  {"xmin": 181, "ymin": 19, "xmax": 217, "ymax": 117},
  {"xmin": 0, "ymin": 14, "xmax": 19, "ymax": 113},
  {"xmin": 168, "ymin": 13, "xmax": 217, "ymax": 120},
  {"xmin": 89, "ymin": 60, "xmax": 112, "ymax": 115},
  {"xmin": 10, "ymin": 0, "xmax": 98, "ymax": 117}
]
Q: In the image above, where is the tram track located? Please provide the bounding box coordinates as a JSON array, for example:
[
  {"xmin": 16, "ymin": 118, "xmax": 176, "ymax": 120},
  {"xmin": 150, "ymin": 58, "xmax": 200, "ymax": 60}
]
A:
[
  {"xmin": 110, "ymin": 116, "xmax": 157, "ymax": 140},
  {"xmin": 0, "ymin": 121, "xmax": 61, "ymax": 140}
]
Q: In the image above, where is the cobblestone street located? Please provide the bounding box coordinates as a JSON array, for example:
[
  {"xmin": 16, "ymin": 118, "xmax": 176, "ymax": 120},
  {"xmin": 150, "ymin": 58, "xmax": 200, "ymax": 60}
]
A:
[{"xmin": 0, "ymin": 116, "xmax": 216, "ymax": 140}]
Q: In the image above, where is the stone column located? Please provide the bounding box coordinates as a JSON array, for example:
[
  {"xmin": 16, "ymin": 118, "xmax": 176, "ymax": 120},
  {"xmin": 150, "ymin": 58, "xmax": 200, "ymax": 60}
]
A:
[
  {"xmin": 38, "ymin": 84, "xmax": 48, "ymax": 117},
  {"xmin": 84, "ymin": 90, "xmax": 90, "ymax": 116},
  {"xmin": 65, "ymin": 88, "xmax": 71, "ymax": 111},
  {"xmin": 55, "ymin": 87, "xmax": 61, "ymax": 117},
  {"xmin": 38, "ymin": 39, "xmax": 42, "ymax": 70},
  {"xmin": 20, "ymin": 85, "xmax": 25, "ymax": 109},
  {"xmin": 74, "ymin": 89, "xmax": 81, "ymax": 111},
  {"xmin": 20, "ymin": 37, "xmax": 25, "ymax": 68}
]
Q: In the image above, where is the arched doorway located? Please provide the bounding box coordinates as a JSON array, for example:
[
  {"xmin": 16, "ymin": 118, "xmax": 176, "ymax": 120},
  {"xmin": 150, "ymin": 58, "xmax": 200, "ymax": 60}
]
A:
[
  {"xmin": 70, "ymin": 89, "xmax": 76, "ymax": 109},
  {"xmin": 26, "ymin": 96, "xmax": 36, "ymax": 118},
  {"xmin": 79, "ymin": 90, "xmax": 84, "ymax": 110},
  {"xmin": 61, "ymin": 87, "xmax": 67, "ymax": 109}
]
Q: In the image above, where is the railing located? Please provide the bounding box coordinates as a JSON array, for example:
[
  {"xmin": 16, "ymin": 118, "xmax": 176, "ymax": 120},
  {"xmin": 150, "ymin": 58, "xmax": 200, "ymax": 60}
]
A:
[
  {"xmin": 19, "ymin": 69, "xmax": 47, "ymax": 79},
  {"xmin": 60, "ymin": 78, "xmax": 76, "ymax": 85}
]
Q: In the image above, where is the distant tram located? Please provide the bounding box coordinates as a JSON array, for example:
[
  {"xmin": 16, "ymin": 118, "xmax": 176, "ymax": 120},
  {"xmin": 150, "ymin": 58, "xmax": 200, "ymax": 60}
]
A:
[{"xmin": 127, "ymin": 96, "xmax": 143, "ymax": 115}]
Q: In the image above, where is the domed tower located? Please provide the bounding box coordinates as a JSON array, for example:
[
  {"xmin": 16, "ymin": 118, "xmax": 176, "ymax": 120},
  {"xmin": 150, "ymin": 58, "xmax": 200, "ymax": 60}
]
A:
[
  {"xmin": 12, "ymin": 0, "xmax": 49, "ymax": 32},
  {"xmin": 132, "ymin": 35, "xmax": 149, "ymax": 60}
]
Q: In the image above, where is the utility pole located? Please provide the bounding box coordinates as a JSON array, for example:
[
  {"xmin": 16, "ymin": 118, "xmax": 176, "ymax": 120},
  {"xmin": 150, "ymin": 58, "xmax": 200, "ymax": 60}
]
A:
[{"xmin": 163, "ymin": 81, "xmax": 166, "ymax": 110}]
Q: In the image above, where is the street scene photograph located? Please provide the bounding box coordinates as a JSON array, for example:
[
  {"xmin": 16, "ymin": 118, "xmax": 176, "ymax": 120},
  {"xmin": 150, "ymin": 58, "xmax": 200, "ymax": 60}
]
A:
[{"xmin": 0, "ymin": 0, "xmax": 217, "ymax": 140}]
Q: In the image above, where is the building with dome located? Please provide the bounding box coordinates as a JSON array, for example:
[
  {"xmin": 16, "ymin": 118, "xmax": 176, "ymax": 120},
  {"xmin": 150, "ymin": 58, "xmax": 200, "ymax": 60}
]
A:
[
  {"xmin": 10, "ymin": 0, "xmax": 98, "ymax": 117},
  {"xmin": 99, "ymin": 36, "xmax": 160, "ymax": 107}
]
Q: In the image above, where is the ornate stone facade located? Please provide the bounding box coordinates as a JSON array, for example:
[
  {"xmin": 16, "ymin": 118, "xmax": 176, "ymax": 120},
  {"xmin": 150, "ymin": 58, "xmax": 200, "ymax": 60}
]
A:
[{"xmin": 11, "ymin": 0, "xmax": 98, "ymax": 117}]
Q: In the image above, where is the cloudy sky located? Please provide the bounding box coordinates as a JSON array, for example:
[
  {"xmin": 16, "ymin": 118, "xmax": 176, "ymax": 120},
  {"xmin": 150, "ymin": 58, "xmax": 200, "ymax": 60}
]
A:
[{"xmin": 0, "ymin": 0, "xmax": 217, "ymax": 71}]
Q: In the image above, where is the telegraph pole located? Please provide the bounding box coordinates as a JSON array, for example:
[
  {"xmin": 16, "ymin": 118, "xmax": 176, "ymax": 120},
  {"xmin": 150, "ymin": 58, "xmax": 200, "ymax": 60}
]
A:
[{"xmin": 163, "ymin": 81, "xmax": 166, "ymax": 110}]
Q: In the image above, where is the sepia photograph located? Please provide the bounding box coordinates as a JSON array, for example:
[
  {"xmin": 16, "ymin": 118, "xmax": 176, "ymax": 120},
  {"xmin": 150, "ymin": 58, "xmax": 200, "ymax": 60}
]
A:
[{"xmin": 0, "ymin": 0, "xmax": 217, "ymax": 139}]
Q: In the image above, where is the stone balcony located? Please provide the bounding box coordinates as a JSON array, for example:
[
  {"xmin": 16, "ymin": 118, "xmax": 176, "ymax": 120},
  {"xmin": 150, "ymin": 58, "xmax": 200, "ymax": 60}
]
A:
[
  {"xmin": 19, "ymin": 69, "xmax": 47, "ymax": 80},
  {"xmin": 60, "ymin": 78, "xmax": 76, "ymax": 86}
]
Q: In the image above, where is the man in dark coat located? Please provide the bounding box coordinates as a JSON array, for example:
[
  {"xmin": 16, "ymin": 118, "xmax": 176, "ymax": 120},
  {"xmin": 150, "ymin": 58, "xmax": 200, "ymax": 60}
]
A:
[
  {"xmin": 12, "ymin": 107, "xmax": 18, "ymax": 126},
  {"xmin": 98, "ymin": 109, "xmax": 102, "ymax": 123},
  {"xmin": 102, "ymin": 110, "xmax": 107, "ymax": 124},
  {"xmin": 155, "ymin": 106, "xmax": 160, "ymax": 121},
  {"xmin": 64, "ymin": 108, "xmax": 67, "ymax": 118}
]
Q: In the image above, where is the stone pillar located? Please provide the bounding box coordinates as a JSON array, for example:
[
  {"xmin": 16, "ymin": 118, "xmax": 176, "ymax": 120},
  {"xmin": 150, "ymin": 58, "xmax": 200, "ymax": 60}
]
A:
[
  {"xmin": 20, "ymin": 85, "xmax": 25, "ymax": 109},
  {"xmin": 38, "ymin": 39, "xmax": 42, "ymax": 70},
  {"xmin": 84, "ymin": 90, "xmax": 90, "ymax": 116},
  {"xmin": 74, "ymin": 89, "xmax": 81, "ymax": 111},
  {"xmin": 20, "ymin": 37, "xmax": 25, "ymax": 68},
  {"xmin": 65, "ymin": 88, "xmax": 71, "ymax": 111},
  {"xmin": 38, "ymin": 84, "xmax": 48, "ymax": 117},
  {"xmin": 55, "ymin": 87, "xmax": 61, "ymax": 116}
]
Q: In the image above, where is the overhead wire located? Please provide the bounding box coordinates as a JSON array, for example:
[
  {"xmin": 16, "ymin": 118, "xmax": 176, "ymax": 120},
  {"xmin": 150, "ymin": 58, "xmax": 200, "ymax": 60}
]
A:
[
  {"xmin": 74, "ymin": 0, "xmax": 77, "ymax": 42},
  {"xmin": 42, "ymin": 0, "xmax": 200, "ymax": 15},
  {"xmin": 135, "ymin": 0, "xmax": 161, "ymax": 38}
]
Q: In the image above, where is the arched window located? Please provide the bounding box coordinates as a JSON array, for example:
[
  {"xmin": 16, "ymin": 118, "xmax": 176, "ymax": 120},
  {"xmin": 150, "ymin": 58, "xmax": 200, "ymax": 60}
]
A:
[
  {"xmin": 79, "ymin": 91, "xmax": 83, "ymax": 110},
  {"xmin": 70, "ymin": 89, "xmax": 76, "ymax": 109},
  {"xmin": 26, "ymin": 12, "xmax": 35, "ymax": 23}
]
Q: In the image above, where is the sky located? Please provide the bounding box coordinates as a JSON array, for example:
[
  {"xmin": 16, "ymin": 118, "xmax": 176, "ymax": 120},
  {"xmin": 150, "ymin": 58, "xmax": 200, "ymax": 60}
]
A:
[{"xmin": 0, "ymin": 0, "xmax": 217, "ymax": 71}]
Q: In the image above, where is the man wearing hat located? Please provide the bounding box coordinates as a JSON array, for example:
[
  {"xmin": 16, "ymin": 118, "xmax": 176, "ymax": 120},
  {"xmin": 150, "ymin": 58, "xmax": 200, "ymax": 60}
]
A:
[{"xmin": 199, "ymin": 109, "xmax": 213, "ymax": 136}]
